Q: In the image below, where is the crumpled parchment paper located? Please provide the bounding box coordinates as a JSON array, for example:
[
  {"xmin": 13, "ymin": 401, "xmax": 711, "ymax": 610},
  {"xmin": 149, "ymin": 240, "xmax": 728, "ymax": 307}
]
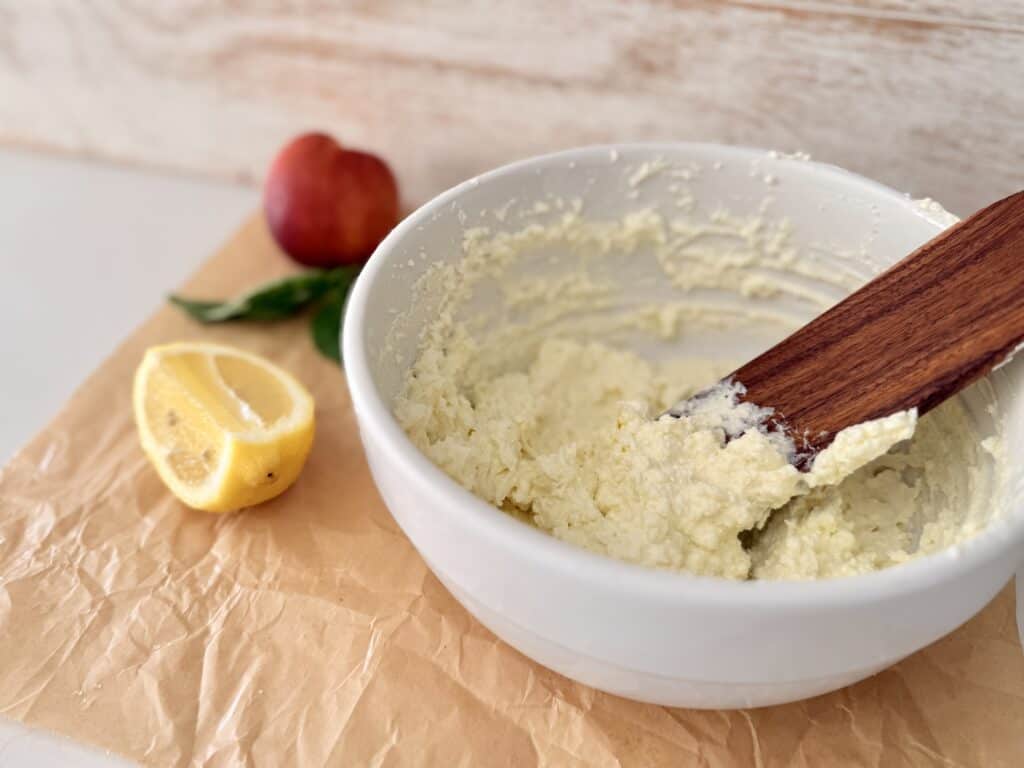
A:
[{"xmin": 1, "ymin": 215, "xmax": 1022, "ymax": 767}]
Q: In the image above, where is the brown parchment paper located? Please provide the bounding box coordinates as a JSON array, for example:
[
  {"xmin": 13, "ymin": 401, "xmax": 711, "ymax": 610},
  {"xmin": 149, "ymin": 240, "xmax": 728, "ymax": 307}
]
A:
[{"xmin": 2, "ymin": 214, "xmax": 1022, "ymax": 767}]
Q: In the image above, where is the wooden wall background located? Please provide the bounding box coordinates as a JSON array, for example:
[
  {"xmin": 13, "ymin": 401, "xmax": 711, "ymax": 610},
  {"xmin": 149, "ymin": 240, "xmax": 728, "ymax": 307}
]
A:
[{"xmin": 1, "ymin": 1, "xmax": 1021, "ymax": 215}]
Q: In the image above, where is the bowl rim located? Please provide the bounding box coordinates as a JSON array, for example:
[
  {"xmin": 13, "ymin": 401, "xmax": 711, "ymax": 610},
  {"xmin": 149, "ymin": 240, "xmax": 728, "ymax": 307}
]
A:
[{"xmin": 342, "ymin": 141, "xmax": 1024, "ymax": 608}]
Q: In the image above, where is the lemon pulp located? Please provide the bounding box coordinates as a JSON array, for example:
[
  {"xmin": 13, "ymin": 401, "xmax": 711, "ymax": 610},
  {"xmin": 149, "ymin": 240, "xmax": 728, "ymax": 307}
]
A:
[{"xmin": 133, "ymin": 342, "xmax": 315, "ymax": 512}]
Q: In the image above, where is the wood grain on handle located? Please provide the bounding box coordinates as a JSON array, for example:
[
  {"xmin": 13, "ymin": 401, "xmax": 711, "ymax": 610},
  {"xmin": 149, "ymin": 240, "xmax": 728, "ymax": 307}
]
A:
[{"xmin": 733, "ymin": 191, "xmax": 1024, "ymax": 464}]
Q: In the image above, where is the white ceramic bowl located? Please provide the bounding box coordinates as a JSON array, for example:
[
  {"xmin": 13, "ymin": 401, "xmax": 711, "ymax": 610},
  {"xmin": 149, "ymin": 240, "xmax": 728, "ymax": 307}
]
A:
[{"xmin": 342, "ymin": 144, "xmax": 1024, "ymax": 708}]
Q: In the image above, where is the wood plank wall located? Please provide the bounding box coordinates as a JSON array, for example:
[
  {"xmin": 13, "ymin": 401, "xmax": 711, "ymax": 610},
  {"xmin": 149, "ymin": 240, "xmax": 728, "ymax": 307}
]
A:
[{"xmin": 1, "ymin": 2, "xmax": 1021, "ymax": 214}]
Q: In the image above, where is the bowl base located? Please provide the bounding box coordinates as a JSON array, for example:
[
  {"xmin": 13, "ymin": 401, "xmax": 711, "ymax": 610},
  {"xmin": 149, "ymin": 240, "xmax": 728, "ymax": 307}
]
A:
[{"xmin": 436, "ymin": 570, "xmax": 892, "ymax": 709}]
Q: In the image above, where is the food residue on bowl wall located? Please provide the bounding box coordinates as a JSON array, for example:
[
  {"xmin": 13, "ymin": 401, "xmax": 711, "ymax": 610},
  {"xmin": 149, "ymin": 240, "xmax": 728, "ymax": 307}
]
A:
[{"xmin": 391, "ymin": 161, "xmax": 1002, "ymax": 580}]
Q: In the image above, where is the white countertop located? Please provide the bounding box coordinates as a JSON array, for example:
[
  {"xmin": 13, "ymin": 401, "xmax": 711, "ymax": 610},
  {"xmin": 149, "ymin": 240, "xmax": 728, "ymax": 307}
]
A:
[
  {"xmin": 0, "ymin": 148, "xmax": 256, "ymax": 464},
  {"xmin": 0, "ymin": 148, "xmax": 256, "ymax": 766}
]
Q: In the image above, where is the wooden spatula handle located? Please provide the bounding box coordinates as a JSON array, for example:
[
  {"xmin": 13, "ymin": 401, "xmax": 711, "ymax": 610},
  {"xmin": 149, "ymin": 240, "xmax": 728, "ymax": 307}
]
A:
[{"xmin": 732, "ymin": 190, "xmax": 1024, "ymax": 461}]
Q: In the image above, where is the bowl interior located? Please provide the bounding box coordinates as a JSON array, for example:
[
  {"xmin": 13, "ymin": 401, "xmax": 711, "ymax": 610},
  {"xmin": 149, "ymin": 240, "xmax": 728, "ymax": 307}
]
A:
[{"xmin": 356, "ymin": 143, "xmax": 1022, "ymax": 563}]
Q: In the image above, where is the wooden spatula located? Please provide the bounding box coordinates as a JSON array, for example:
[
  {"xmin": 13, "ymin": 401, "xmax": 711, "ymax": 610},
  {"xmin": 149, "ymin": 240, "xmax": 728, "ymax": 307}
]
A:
[{"xmin": 668, "ymin": 190, "xmax": 1024, "ymax": 469}]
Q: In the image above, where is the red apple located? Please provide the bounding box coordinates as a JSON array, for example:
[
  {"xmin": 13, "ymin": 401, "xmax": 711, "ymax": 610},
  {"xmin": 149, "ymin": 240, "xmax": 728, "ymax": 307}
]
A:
[{"xmin": 264, "ymin": 132, "xmax": 399, "ymax": 267}]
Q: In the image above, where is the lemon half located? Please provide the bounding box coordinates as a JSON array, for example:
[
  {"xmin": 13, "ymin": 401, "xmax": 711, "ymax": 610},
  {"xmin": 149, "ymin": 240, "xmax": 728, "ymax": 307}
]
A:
[{"xmin": 133, "ymin": 342, "xmax": 315, "ymax": 512}]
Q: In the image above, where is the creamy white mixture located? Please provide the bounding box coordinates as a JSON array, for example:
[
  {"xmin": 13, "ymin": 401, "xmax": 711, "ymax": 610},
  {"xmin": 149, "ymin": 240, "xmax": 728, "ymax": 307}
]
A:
[{"xmin": 393, "ymin": 182, "xmax": 997, "ymax": 580}]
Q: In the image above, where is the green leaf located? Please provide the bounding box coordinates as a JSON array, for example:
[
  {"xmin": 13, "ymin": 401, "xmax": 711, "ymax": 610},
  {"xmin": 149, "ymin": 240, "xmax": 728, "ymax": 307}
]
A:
[
  {"xmin": 310, "ymin": 288, "xmax": 348, "ymax": 365},
  {"xmin": 170, "ymin": 268, "xmax": 358, "ymax": 324}
]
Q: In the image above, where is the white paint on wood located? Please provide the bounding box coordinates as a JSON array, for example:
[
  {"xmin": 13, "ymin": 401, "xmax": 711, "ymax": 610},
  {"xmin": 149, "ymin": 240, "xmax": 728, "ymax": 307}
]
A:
[
  {"xmin": 740, "ymin": 1, "xmax": 1024, "ymax": 28},
  {"xmin": 0, "ymin": 2, "xmax": 1021, "ymax": 214},
  {"xmin": 765, "ymin": 1, "xmax": 1024, "ymax": 27}
]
